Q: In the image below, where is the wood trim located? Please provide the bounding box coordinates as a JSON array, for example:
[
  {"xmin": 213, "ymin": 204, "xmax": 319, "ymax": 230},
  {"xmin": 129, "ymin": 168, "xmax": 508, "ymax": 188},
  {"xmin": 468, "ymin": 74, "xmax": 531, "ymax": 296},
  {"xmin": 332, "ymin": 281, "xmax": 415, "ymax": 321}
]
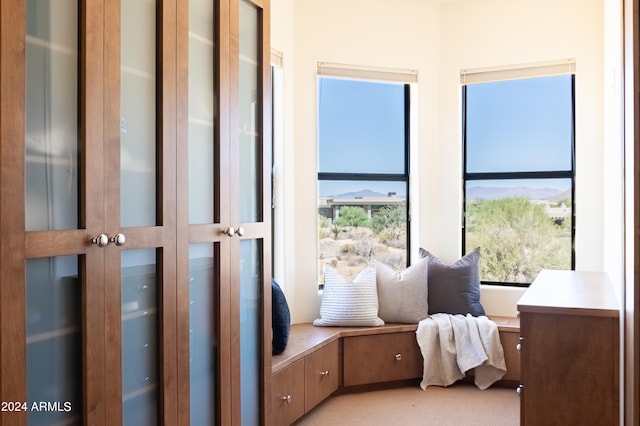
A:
[
  {"xmin": 629, "ymin": 0, "xmax": 640, "ymax": 423},
  {"xmin": 633, "ymin": 0, "xmax": 640, "ymax": 423},
  {"xmin": 159, "ymin": 0, "xmax": 179, "ymax": 423},
  {"xmin": 0, "ymin": 0, "xmax": 27, "ymax": 424},
  {"xmin": 218, "ymin": 0, "xmax": 233, "ymax": 423},
  {"xmin": 259, "ymin": 5, "xmax": 273, "ymax": 422},
  {"xmin": 228, "ymin": 0, "xmax": 241, "ymax": 418},
  {"xmin": 82, "ymin": 0, "xmax": 109, "ymax": 424},
  {"xmin": 25, "ymin": 230, "xmax": 94, "ymax": 258},
  {"xmin": 175, "ymin": 0, "xmax": 190, "ymax": 423},
  {"xmin": 101, "ymin": 0, "xmax": 121, "ymax": 421}
]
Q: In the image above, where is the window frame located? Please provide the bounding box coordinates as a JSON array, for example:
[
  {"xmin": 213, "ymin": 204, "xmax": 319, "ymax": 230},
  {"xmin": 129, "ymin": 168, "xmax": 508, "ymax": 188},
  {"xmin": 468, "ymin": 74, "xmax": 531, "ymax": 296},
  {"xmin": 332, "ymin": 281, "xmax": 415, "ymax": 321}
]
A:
[
  {"xmin": 462, "ymin": 72, "xmax": 576, "ymax": 287},
  {"xmin": 271, "ymin": 52, "xmax": 284, "ymax": 282},
  {"xmin": 317, "ymin": 76, "xmax": 412, "ymax": 285}
]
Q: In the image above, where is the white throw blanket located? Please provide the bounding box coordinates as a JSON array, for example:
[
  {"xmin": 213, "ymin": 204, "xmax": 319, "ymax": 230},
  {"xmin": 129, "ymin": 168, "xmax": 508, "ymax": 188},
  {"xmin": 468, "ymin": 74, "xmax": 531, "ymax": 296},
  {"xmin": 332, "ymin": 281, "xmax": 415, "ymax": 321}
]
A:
[{"xmin": 416, "ymin": 313, "xmax": 506, "ymax": 390}]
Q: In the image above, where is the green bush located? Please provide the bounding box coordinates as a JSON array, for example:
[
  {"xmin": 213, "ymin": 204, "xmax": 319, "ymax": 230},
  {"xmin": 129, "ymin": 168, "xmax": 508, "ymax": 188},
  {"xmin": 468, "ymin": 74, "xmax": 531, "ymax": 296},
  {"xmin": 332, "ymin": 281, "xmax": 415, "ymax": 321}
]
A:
[
  {"xmin": 333, "ymin": 206, "xmax": 371, "ymax": 228},
  {"xmin": 371, "ymin": 203, "xmax": 406, "ymax": 239},
  {"xmin": 466, "ymin": 197, "xmax": 570, "ymax": 283}
]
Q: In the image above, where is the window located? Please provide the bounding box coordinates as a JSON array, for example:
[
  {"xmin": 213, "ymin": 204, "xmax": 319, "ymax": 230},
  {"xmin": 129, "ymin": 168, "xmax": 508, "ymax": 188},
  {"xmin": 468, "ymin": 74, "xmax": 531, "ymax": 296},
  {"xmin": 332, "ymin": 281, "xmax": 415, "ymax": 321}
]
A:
[
  {"xmin": 462, "ymin": 67, "xmax": 575, "ymax": 286},
  {"xmin": 271, "ymin": 52, "xmax": 284, "ymax": 281},
  {"xmin": 317, "ymin": 76, "xmax": 410, "ymax": 283}
]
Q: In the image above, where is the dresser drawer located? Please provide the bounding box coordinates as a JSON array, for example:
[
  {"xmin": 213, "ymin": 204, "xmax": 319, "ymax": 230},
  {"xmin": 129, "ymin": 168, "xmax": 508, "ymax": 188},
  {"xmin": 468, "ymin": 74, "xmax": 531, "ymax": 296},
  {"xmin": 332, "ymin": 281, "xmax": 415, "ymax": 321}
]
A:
[
  {"xmin": 271, "ymin": 358, "xmax": 305, "ymax": 426},
  {"xmin": 499, "ymin": 328, "xmax": 521, "ymax": 382},
  {"xmin": 343, "ymin": 332, "xmax": 422, "ymax": 386}
]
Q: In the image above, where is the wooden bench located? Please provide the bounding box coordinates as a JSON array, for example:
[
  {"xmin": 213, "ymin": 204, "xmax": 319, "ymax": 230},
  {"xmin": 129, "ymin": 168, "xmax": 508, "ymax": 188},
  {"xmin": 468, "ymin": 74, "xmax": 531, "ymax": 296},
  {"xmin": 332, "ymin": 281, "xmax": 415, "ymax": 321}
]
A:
[{"xmin": 270, "ymin": 317, "xmax": 520, "ymax": 425}]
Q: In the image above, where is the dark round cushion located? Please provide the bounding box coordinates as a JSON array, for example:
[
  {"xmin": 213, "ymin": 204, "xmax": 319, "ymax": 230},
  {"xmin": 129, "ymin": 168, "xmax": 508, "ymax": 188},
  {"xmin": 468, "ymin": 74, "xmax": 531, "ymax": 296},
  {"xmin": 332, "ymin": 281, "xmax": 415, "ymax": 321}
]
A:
[{"xmin": 272, "ymin": 279, "xmax": 291, "ymax": 355}]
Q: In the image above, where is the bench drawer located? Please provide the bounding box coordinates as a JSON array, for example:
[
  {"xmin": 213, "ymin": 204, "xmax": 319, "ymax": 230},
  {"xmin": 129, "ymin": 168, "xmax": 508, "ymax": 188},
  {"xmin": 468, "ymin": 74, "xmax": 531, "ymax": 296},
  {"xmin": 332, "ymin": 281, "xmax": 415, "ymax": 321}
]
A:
[
  {"xmin": 343, "ymin": 332, "xmax": 422, "ymax": 386},
  {"xmin": 305, "ymin": 340, "xmax": 339, "ymax": 411},
  {"xmin": 271, "ymin": 358, "xmax": 305, "ymax": 426}
]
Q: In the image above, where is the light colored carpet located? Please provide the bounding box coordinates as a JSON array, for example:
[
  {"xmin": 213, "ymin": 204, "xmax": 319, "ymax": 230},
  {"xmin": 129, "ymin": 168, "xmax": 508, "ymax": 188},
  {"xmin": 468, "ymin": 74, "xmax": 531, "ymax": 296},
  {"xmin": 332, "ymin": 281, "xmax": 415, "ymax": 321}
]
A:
[{"xmin": 295, "ymin": 382, "xmax": 520, "ymax": 426}]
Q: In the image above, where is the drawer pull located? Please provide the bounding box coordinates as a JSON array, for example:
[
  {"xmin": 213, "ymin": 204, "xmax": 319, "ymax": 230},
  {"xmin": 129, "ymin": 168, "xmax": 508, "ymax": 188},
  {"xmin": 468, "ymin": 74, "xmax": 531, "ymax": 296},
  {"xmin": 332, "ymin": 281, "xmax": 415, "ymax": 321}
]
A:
[
  {"xmin": 281, "ymin": 395, "xmax": 292, "ymax": 404},
  {"xmin": 395, "ymin": 353, "xmax": 403, "ymax": 361},
  {"xmin": 320, "ymin": 370, "xmax": 330, "ymax": 378}
]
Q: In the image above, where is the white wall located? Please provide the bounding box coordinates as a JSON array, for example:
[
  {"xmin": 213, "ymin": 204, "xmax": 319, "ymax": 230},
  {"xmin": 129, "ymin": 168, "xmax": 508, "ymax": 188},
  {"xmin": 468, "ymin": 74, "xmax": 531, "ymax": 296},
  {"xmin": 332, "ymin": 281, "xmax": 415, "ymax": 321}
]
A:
[
  {"xmin": 270, "ymin": 0, "xmax": 296, "ymax": 295},
  {"xmin": 602, "ymin": 0, "xmax": 625, "ymax": 300},
  {"xmin": 271, "ymin": 0, "xmax": 616, "ymax": 322}
]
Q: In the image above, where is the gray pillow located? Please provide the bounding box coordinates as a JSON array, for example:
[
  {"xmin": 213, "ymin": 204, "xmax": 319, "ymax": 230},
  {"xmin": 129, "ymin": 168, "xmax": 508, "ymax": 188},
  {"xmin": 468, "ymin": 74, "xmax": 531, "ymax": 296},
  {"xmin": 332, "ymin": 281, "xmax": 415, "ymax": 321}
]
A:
[
  {"xmin": 419, "ymin": 248, "xmax": 485, "ymax": 317},
  {"xmin": 376, "ymin": 258, "xmax": 429, "ymax": 323}
]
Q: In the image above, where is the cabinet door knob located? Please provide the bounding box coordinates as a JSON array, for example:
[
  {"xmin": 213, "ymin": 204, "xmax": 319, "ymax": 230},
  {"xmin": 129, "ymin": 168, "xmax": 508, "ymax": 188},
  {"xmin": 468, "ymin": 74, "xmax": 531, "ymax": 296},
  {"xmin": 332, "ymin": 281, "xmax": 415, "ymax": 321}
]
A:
[
  {"xmin": 281, "ymin": 395, "xmax": 292, "ymax": 404},
  {"xmin": 320, "ymin": 370, "xmax": 330, "ymax": 378},
  {"xmin": 516, "ymin": 385, "xmax": 523, "ymax": 396},
  {"xmin": 92, "ymin": 233, "xmax": 109, "ymax": 248},
  {"xmin": 110, "ymin": 233, "xmax": 126, "ymax": 246},
  {"xmin": 516, "ymin": 343, "xmax": 522, "ymax": 352},
  {"xmin": 223, "ymin": 227, "xmax": 244, "ymax": 237},
  {"xmin": 395, "ymin": 353, "xmax": 403, "ymax": 361}
]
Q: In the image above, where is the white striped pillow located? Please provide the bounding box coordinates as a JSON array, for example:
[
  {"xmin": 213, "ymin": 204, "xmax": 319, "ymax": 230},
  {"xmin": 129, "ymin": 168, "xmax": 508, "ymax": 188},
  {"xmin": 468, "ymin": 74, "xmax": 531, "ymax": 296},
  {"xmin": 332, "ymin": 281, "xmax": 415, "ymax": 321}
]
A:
[{"xmin": 313, "ymin": 264, "xmax": 384, "ymax": 327}]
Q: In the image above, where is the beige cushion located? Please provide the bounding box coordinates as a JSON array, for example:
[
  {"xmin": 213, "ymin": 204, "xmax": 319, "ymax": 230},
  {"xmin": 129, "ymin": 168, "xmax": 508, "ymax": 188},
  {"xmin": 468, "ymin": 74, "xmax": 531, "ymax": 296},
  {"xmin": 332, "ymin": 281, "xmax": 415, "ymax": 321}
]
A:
[{"xmin": 376, "ymin": 258, "xmax": 429, "ymax": 323}]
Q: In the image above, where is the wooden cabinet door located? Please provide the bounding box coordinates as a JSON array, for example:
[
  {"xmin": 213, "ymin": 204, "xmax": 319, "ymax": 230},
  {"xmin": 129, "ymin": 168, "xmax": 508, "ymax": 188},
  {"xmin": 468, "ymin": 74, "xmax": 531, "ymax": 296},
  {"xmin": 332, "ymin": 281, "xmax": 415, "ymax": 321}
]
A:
[
  {"xmin": 520, "ymin": 312, "xmax": 619, "ymax": 426},
  {"xmin": 178, "ymin": 0, "xmax": 271, "ymax": 424},
  {"xmin": 271, "ymin": 359, "xmax": 306, "ymax": 426},
  {"xmin": 229, "ymin": 0, "xmax": 272, "ymax": 424},
  {"xmin": 1, "ymin": 0, "xmax": 179, "ymax": 424},
  {"xmin": 1, "ymin": 1, "xmax": 113, "ymax": 424},
  {"xmin": 1, "ymin": 0, "xmax": 270, "ymax": 424},
  {"xmin": 305, "ymin": 341, "xmax": 340, "ymax": 411}
]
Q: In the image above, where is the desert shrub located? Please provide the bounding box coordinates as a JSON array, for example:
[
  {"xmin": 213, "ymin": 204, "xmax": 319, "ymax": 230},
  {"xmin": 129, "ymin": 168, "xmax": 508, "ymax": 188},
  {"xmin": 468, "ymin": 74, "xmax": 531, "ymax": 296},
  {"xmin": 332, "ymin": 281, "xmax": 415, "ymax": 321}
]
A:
[
  {"xmin": 333, "ymin": 206, "xmax": 371, "ymax": 228},
  {"xmin": 371, "ymin": 203, "xmax": 406, "ymax": 240},
  {"xmin": 466, "ymin": 197, "xmax": 570, "ymax": 283},
  {"xmin": 318, "ymin": 214, "xmax": 330, "ymax": 229}
]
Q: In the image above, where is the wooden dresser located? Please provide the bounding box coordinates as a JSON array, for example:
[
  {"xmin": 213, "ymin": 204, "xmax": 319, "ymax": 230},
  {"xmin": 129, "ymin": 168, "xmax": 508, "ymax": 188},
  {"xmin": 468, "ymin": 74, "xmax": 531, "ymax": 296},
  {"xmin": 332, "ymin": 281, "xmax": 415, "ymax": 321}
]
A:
[{"xmin": 517, "ymin": 270, "xmax": 620, "ymax": 426}]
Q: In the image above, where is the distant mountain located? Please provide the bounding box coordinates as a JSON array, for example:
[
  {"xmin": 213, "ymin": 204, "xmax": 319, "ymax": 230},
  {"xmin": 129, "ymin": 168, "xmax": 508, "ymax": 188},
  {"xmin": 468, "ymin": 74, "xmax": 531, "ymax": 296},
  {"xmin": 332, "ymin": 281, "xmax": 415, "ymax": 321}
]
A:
[
  {"xmin": 548, "ymin": 189, "xmax": 572, "ymax": 203},
  {"xmin": 320, "ymin": 189, "xmax": 410, "ymax": 199},
  {"xmin": 466, "ymin": 186, "xmax": 570, "ymax": 202},
  {"xmin": 323, "ymin": 189, "xmax": 388, "ymax": 199}
]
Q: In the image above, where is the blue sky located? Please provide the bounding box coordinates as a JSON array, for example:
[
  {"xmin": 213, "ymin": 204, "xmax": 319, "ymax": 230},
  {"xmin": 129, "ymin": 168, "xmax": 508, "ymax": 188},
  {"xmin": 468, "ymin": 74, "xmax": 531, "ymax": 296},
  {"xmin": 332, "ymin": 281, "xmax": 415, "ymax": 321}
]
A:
[
  {"xmin": 317, "ymin": 77, "xmax": 407, "ymax": 197},
  {"xmin": 466, "ymin": 74, "xmax": 573, "ymax": 173},
  {"xmin": 317, "ymin": 74, "xmax": 573, "ymax": 198},
  {"xmin": 318, "ymin": 77, "xmax": 406, "ymax": 175}
]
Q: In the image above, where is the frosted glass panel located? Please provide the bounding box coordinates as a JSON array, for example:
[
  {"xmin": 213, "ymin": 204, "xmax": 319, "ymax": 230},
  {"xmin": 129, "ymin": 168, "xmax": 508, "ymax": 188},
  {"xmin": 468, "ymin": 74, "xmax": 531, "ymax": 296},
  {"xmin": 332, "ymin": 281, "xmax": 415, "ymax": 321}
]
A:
[
  {"xmin": 189, "ymin": 245, "xmax": 217, "ymax": 424},
  {"xmin": 239, "ymin": 0, "xmax": 261, "ymax": 223},
  {"xmin": 25, "ymin": 0, "xmax": 79, "ymax": 231},
  {"xmin": 121, "ymin": 250, "xmax": 158, "ymax": 425},
  {"xmin": 188, "ymin": 0, "xmax": 216, "ymax": 224},
  {"xmin": 121, "ymin": 0, "xmax": 157, "ymax": 227},
  {"xmin": 26, "ymin": 256, "xmax": 82, "ymax": 425},
  {"xmin": 240, "ymin": 239, "xmax": 262, "ymax": 426}
]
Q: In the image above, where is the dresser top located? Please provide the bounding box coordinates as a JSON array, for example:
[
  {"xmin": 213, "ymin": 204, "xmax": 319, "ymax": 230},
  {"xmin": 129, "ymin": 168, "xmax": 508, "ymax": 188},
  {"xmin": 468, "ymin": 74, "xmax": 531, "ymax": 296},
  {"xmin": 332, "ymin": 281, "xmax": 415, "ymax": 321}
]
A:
[{"xmin": 517, "ymin": 270, "xmax": 619, "ymax": 317}]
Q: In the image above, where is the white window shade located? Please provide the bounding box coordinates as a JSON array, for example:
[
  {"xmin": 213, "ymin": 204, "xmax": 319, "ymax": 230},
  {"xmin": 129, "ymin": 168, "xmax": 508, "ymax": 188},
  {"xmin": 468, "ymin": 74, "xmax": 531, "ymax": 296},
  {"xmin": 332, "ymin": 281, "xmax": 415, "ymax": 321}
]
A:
[
  {"xmin": 271, "ymin": 48, "xmax": 283, "ymax": 68},
  {"xmin": 460, "ymin": 59, "xmax": 576, "ymax": 85},
  {"xmin": 317, "ymin": 62, "xmax": 418, "ymax": 83}
]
